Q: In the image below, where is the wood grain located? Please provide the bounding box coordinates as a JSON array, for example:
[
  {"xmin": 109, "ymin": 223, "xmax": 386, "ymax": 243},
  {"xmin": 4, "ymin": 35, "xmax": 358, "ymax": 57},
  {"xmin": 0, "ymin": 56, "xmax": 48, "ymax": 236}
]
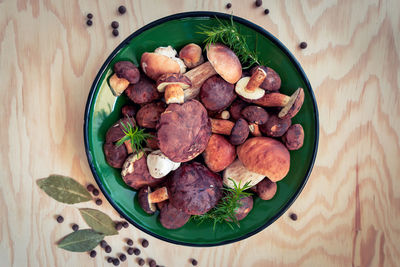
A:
[{"xmin": 1, "ymin": 0, "xmax": 400, "ymax": 266}]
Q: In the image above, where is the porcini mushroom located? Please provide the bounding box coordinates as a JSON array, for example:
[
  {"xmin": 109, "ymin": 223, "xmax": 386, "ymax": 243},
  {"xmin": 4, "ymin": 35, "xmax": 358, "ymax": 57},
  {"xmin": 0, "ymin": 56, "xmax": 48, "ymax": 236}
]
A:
[
  {"xmin": 154, "ymin": 46, "xmax": 186, "ymax": 73},
  {"xmin": 184, "ymin": 43, "xmax": 242, "ymax": 100},
  {"xmin": 230, "ymin": 118, "xmax": 250, "ymax": 145},
  {"xmin": 278, "ymin": 88, "xmax": 305, "ymax": 119},
  {"xmin": 179, "ymin": 43, "xmax": 204, "ymax": 69},
  {"xmin": 109, "ymin": 74, "xmax": 130, "ymax": 96},
  {"xmin": 251, "ymin": 178, "xmax": 277, "ymax": 200},
  {"xmin": 250, "ymin": 66, "xmax": 281, "ymax": 92},
  {"xmin": 235, "ymin": 67, "xmax": 267, "ymax": 100},
  {"xmin": 223, "ymin": 159, "xmax": 265, "ymax": 188},
  {"xmin": 159, "ymin": 202, "xmax": 191, "ymax": 229},
  {"xmin": 260, "ymin": 114, "xmax": 291, "ymax": 137},
  {"xmin": 136, "ymin": 102, "xmax": 166, "ymax": 129},
  {"xmin": 241, "ymin": 105, "xmax": 269, "ymax": 125},
  {"xmin": 138, "ymin": 186, "xmax": 157, "ymax": 214},
  {"xmin": 125, "ymin": 75, "xmax": 160, "ymax": 104},
  {"xmin": 147, "ymin": 150, "xmax": 180, "ymax": 178},
  {"xmin": 200, "ymin": 75, "xmax": 236, "ymax": 112},
  {"xmin": 113, "ymin": 61, "xmax": 140, "ymax": 84},
  {"xmin": 282, "ymin": 124, "xmax": 304, "ymax": 150},
  {"xmin": 156, "ymin": 73, "xmax": 192, "ymax": 104},
  {"xmin": 203, "ymin": 134, "xmax": 236, "ymax": 172},
  {"xmin": 237, "ymin": 137, "xmax": 290, "ymax": 182}
]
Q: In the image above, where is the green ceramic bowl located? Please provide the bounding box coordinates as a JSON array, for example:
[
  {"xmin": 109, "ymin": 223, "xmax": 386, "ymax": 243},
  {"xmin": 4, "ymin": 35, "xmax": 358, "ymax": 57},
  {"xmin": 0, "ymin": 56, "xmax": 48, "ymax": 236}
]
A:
[{"xmin": 84, "ymin": 11, "xmax": 319, "ymax": 246}]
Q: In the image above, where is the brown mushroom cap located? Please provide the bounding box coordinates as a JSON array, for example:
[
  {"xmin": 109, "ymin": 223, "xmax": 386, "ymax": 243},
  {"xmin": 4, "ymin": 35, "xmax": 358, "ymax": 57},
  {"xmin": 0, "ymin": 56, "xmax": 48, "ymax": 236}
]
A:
[
  {"xmin": 125, "ymin": 75, "xmax": 160, "ymax": 104},
  {"xmin": 278, "ymin": 88, "xmax": 305, "ymax": 119},
  {"xmin": 233, "ymin": 196, "xmax": 253, "ymax": 221},
  {"xmin": 138, "ymin": 186, "xmax": 156, "ymax": 214},
  {"xmin": 230, "ymin": 118, "xmax": 249, "ymax": 145},
  {"xmin": 159, "ymin": 202, "xmax": 191, "ymax": 229},
  {"xmin": 282, "ymin": 124, "xmax": 304, "ymax": 150},
  {"xmin": 260, "ymin": 114, "xmax": 291, "ymax": 137},
  {"xmin": 179, "ymin": 43, "xmax": 204, "ymax": 69},
  {"xmin": 200, "ymin": 75, "xmax": 237, "ymax": 112},
  {"xmin": 168, "ymin": 162, "xmax": 223, "ymax": 215},
  {"xmin": 157, "ymin": 100, "xmax": 211, "ymax": 162},
  {"xmin": 136, "ymin": 102, "xmax": 166, "ymax": 129},
  {"xmin": 250, "ymin": 66, "xmax": 281, "ymax": 91},
  {"xmin": 241, "ymin": 105, "xmax": 269, "ymax": 125},
  {"xmin": 140, "ymin": 52, "xmax": 181, "ymax": 80},
  {"xmin": 237, "ymin": 137, "xmax": 290, "ymax": 182},
  {"xmin": 113, "ymin": 61, "xmax": 140, "ymax": 84},
  {"xmin": 206, "ymin": 43, "xmax": 242, "ymax": 84},
  {"xmin": 203, "ymin": 134, "xmax": 236, "ymax": 172},
  {"xmin": 253, "ymin": 178, "xmax": 277, "ymax": 200},
  {"xmin": 156, "ymin": 73, "xmax": 192, "ymax": 92}
]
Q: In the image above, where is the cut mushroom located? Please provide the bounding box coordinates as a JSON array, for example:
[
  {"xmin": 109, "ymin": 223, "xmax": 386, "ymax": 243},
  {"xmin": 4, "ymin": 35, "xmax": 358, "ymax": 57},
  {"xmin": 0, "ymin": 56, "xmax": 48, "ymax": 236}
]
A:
[
  {"xmin": 156, "ymin": 73, "xmax": 192, "ymax": 104},
  {"xmin": 109, "ymin": 73, "xmax": 130, "ymax": 96},
  {"xmin": 147, "ymin": 150, "xmax": 180, "ymax": 179},
  {"xmin": 223, "ymin": 159, "xmax": 265, "ymax": 189},
  {"xmin": 183, "ymin": 43, "xmax": 242, "ymax": 100},
  {"xmin": 278, "ymin": 88, "xmax": 305, "ymax": 119},
  {"xmin": 138, "ymin": 186, "xmax": 157, "ymax": 214},
  {"xmin": 235, "ymin": 68, "xmax": 267, "ymax": 100}
]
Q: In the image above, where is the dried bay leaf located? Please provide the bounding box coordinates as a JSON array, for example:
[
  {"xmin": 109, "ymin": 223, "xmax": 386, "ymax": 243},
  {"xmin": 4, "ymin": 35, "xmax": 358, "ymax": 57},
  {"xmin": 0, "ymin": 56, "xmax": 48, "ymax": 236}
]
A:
[
  {"xmin": 58, "ymin": 229, "xmax": 104, "ymax": 252},
  {"xmin": 79, "ymin": 208, "xmax": 118, "ymax": 236},
  {"xmin": 37, "ymin": 175, "xmax": 92, "ymax": 204}
]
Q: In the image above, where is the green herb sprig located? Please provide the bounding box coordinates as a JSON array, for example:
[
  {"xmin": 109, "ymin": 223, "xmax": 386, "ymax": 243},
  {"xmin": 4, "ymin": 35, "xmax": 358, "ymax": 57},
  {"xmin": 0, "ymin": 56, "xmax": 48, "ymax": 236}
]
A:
[
  {"xmin": 191, "ymin": 179, "xmax": 253, "ymax": 230},
  {"xmin": 197, "ymin": 17, "xmax": 264, "ymax": 69},
  {"xmin": 116, "ymin": 119, "xmax": 152, "ymax": 155}
]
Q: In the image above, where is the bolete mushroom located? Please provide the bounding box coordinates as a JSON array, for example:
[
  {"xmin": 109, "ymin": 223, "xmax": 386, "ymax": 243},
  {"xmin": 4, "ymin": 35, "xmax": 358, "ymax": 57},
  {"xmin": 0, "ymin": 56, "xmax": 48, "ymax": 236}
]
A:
[
  {"xmin": 237, "ymin": 137, "xmax": 290, "ymax": 182},
  {"xmin": 184, "ymin": 43, "xmax": 242, "ymax": 100},
  {"xmin": 278, "ymin": 88, "xmax": 305, "ymax": 119},
  {"xmin": 235, "ymin": 67, "xmax": 267, "ymax": 100},
  {"xmin": 154, "ymin": 46, "xmax": 186, "ymax": 73},
  {"xmin": 223, "ymin": 159, "xmax": 265, "ymax": 188},
  {"xmin": 109, "ymin": 74, "xmax": 130, "ymax": 96},
  {"xmin": 251, "ymin": 178, "xmax": 277, "ymax": 200},
  {"xmin": 179, "ymin": 43, "xmax": 204, "ymax": 69},
  {"xmin": 125, "ymin": 75, "xmax": 160, "ymax": 104},
  {"xmin": 147, "ymin": 150, "xmax": 180, "ymax": 178},
  {"xmin": 282, "ymin": 124, "xmax": 304, "ymax": 150},
  {"xmin": 159, "ymin": 202, "xmax": 191, "ymax": 229},
  {"xmin": 250, "ymin": 66, "xmax": 281, "ymax": 92},
  {"xmin": 138, "ymin": 186, "xmax": 156, "ymax": 214},
  {"xmin": 229, "ymin": 99, "xmax": 248, "ymax": 121},
  {"xmin": 156, "ymin": 73, "xmax": 192, "ymax": 104},
  {"xmin": 157, "ymin": 100, "xmax": 211, "ymax": 162},
  {"xmin": 114, "ymin": 61, "xmax": 140, "ymax": 84},
  {"xmin": 241, "ymin": 105, "xmax": 269, "ymax": 125},
  {"xmin": 233, "ymin": 196, "xmax": 253, "ymax": 221},
  {"xmin": 121, "ymin": 152, "xmax": 164, "ymax": 190},
  {"xmin": 136, "ymin": 102, "xmax": 166, "ymax": 129},
  {"xmin": 230, "ymin": 118, "xmax": 250, "ymax": 145},
  {"xmin": 200, "ymin": 75, "xmax": 236, "ymax": 112},
  {"xmin": 260, "ymin": 114, "xmax": 292, "ymax": 137},
  {"xmin": 203, "ymin": 134, "xmax": 236, "ymax": 172},
  {"xmin": 210, "ymin": 118, "xmax": 234, "ymax": 135}
]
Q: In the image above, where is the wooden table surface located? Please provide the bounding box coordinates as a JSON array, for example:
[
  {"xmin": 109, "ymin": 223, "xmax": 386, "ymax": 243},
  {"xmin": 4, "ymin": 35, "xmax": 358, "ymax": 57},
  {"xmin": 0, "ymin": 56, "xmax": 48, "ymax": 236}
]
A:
[{"xmin": 1, "ymin": 0, "xmax": 400, "ymax": 266}]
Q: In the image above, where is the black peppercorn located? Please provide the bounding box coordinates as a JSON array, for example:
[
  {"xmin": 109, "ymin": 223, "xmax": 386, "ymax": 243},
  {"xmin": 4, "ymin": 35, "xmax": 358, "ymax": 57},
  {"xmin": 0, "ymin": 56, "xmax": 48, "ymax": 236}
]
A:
[
  {"xmin": 149, "ymin": 259, "xmax": 156, "ymax": 267},
  {"xmin": 112, "ymin": 29, "xmax": 119, "ymax": 37},
  {"xmin": 118, "ymin": 5, "xmax": 126, "ymax": 14},
  {"xmin": 115, "ymin": 222, "xmax": 123, "ymax": 230},
  {"xmin": 86, "ymin": 20, "xmax": 93, "ymax": 26},
  {"xmin": 122, "ymin": 221, "xmax": 129, "ymax": 228},
  {"xmin": 56, "ymin": 215, "xmax": 64, "ymax": 223},
  {"xmin": 105, "ymin": 245, "xmax": 112, "ymax": 253},
  {"xmin": 107, "ymin": 257, "xmax": 113, "ymax": 263},
  {"xmin": 127, "ymin": 247, "xmax": 134, "ymax": 255},
  {"xmin": 72, "ymin": 224, "xmax": 79, "ymax": 231},
  {"xmin": 133, "ymin": 248, "xmax": 141, "ymax": 255},
  {"xmin": 87, "ymin": 13, "xmax": 93, "ymax": 19},
  {"xmin": 92, "ymin": 188, "xmax": 99, "ymax": 196},
  {"xmin": 86, "ymin": 184, "xmax": 94, "ymax": 191},
  {"xmin": 138, "ymin": 258, "xmax": 145, "ymax": 266},
  {"xmin": 255, "ymin": 0, "xmax": 262, "ymax": 7},
  {"xmin": 100, "ymin": 240, "xmax": 107, "ymax": 248},
  {"xmin": 290, "ymin": 213, "xmax": 298, "ymax": 220},
  {"xmin": 111, "ymin": 21, "xmax": 119, "ymax": 29},
  {"xmin": 264, "ymin": 9, "xmax": 270, "ymax": 14},
  {"xmin": 89, "ymin": 250, "xmax": 96, "ymax": 258},
  {"xmin": 112, "ymin": 258, "xmax": 120, "ymax": 266},
  {"xmin": 127, "ymin": 239, "xmax": 133, "ymax": 246},
  {"xmin": 119, "ymin": 254, "xmax": 126, "ymax": 262},
  {"xmin": 226, "ymin": 3, "xmax": 232, "ymax": 9},
  {"xmin": 141, "ymin": 239, "xmax": 149, "ymax": 248},
  {"xmin": 95, "ymin": 199, "xmax": 102, "ymax": 205},
  {"xmin": 299, "ymin": 42, "xmax": 307, "ymax": 49},
  {"xmin": 191, "ymin": 259, "xmax": 198, "ymax": 266}
]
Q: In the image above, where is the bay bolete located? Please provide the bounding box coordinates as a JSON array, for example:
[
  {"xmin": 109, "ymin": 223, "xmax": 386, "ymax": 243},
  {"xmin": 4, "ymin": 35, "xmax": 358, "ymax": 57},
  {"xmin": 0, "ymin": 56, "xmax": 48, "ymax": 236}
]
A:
[
  {"xmin": 229, "ymin": 118, "xmax": 250, "ymax": 145},
  {"xmin": 200, "ymin": 75, "xmax": 236, "ymax": 112},
  {"xmin": 235, "ymin": 67, "xmax": 267, "ymax": 100},
  {"xmin": 223, "ymin": 159, "xmax": 265, "ymax": 188},
  {"xmin": 260, "ymin": 114, "xmax": 292, "ymax": 137},
  {"xmin": 250, "ymin": 66, "xmax": 281, "ymax": 92},
  {"xmin": 159, "ymin": 202, "xmax": 191, "ymax": 229},
  {"xmin": 125, "ymin": 75, "xmax": 160, "ymax": 104},
  {"xmin": 156, "ymin": 73, "xmax": 192, "ymax": 104},
  {"xmin": 282, "ymin": 124, "xmax": 304, "ymax": 150},
  {"xmin": 157, "ymin": 100, "xmax": 211, "ymax": 162},
  {"xmin": 136, "ymin": 102, "xmax": 166, "ymax": 129},
  {"xmin": 237, "ymin": 137, "xmax": 290, "ymax": 182},
  {"xmin": 251, "ymin": 178, "xmax": 277, "ymax": 200},
  {"xmin": 114, "ymin": 61, "xmax": 140, "ymax": 84},
  {"xmin": 241, "ymin": 105, "xmax": 269, "ymax": 125},
  {"xmin": 278, "ymin": 88, "xmax": 305, "ymax": 119},
  {"xmin": 203, "ymin": 134, "xmax": 236, "ymax": 172}
]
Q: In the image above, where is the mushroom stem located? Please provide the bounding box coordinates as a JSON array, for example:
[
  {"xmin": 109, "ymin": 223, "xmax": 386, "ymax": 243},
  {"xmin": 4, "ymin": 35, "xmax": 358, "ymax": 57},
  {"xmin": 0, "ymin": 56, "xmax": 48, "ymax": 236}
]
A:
[
  {"xmin": 165, "ymin": 84, "xmax": 184, "ymax": 104},
  {"xmin": 249, "ymin": 123, "xmax": 262, "ymax": 137},
  {"xmin": 148, "ymin": 187, "xmax": 169, "ymax": 203},
  {"xmin": 124, "ymin": 140, "xmax": 133, "ymax": 154},
  {"xmin": 245, "ymin": 68, "xmax": 267, "ymax": 92},
  {"xmin": 184, "ymin": 61, "xmax": 217, "ymax": 100},
  {"xmin": 210, "ymin": 118, "xmax": 235, "ymax": 135}
]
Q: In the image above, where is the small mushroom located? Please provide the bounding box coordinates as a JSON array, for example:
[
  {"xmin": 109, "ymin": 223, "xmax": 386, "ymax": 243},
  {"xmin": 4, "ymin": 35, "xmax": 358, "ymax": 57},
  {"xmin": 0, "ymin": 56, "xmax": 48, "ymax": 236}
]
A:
[
  {"xmin": 260, "ymin": 114, "xmax": 292, "ymax": 137},
  {"xmin": 114, "ymin": 61, "xmax": 140, "ymax": 84},
  {"xmin": 241, "ymin": 105, "xmax": 269, "ymax": 125},
  {"xmin": 223, "ymin": 159, "xmax": 265, "ymax": 188},
  {"xmin": 121, "ymin": 105, "xmax": 138, "ymax": 118},
  {"xmin": 146, "ymin": 132, "xmax": 159, "ymax": 150},
  {"xmin": 147, "ymin": 150, "xmax": 180, "ymax": 178},
  {"xmin": 237, "ymin": 137, "xmax": 290, "ymax": 182},
  {"xmin": 200, "ymin": 75, "xmax": 236, "ymax": 112},
  {"xmin": 179, "ymin": 43, "xmax": 204, "ymax": 69},
  {"xmin": 248, "ymin": 123, "xmax": 262, "ymax": 137},
  {"xmin": 138, "ymin": 186, "xmax": 156, "ymax": 214},
  {"xmin": 154, "ymin": 46, "xmax": 186, "ymax": 73},
  {"xmin": 233, "ymin": 196, "xmax": 253, "ymax": 221},
  {"xmin": 183, "ymin": 43, "xmax": 242, "ymax": 100},
  {"xmin": 125, "ymin": 75, "xmax": 161, "ymax": 104},
  {"xmin": 156, "ymin": 73, "xmax": 192, "ymax": 104},
  {"xmin": 250, "ymin": 66, "xmax": 281, "ymax": 92},
  {"xmin": 229, "ymin": 118, "xmax": 249, "ymax": 145},
  {"xmin": 203, "ymin": 134, "xmax": 236, "ymax": 172},
  {"xmin": 210, "ymin": 118, "xmax": 235, "ymax": 136},
  {"xmin": 136, "ymin": 102, "xmax": 166, "ymax": 129},
  {"xmin": 282, "ymin": 124, "xmax": 304, "ymax": 150},
  {"xmin": 230, "ymin": 99, "xmax": 248, "ymax": 121},
  {"xmin": 140, "ymin": 52, "xmax": 180, "ymax": 81},
  {"xmin": 109, "ymin": 73, "xmax": 130, "ymax": 96},
  {"xmin": 278, "ymin": 88, "xmax": 305, "ymax": 119},
  {"xmin": 235, "ymin": 67, "xmax": 267, "ymax": 100},
  {"xmin": 159, "ymin": 202, "xmax": 191, "ymax": 229},
  {"xmin": 251, "ymin": 178, "xmax": 277, "ymax": 200}
]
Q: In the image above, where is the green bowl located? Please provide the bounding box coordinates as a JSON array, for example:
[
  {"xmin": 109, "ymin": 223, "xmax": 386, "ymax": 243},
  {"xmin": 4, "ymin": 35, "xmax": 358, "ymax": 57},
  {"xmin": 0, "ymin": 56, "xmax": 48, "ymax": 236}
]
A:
[{"xmin": 84, "ymin": 11, "xmax": 319, "ymax": 246}]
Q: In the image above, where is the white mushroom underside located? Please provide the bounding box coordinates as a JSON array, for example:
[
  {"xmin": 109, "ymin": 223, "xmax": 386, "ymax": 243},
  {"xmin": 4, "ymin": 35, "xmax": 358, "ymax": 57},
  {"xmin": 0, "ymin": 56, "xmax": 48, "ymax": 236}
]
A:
[
  {"xmin": 223, "ymin": 159, "xmax": 265, "ymax": 188},
  {"xmin": 235, "ymin": 77, "xmax": 265, "ymax": 100}
]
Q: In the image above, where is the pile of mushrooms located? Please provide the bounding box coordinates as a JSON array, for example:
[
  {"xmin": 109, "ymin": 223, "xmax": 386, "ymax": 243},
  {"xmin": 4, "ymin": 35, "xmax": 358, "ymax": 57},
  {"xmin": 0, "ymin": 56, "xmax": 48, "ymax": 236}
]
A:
[{"xmin": 104, "ymin": 42, "xmax": 305, "ymax": 229}]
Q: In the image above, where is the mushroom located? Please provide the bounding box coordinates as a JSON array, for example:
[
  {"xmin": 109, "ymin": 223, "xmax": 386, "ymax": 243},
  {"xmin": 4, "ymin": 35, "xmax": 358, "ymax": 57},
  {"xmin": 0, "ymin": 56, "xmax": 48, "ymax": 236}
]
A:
[
  {"xmin": 203, "ymin": 134, "xmax": 236, "ymax": 172},
  {"xmin": 184, "ymin": 43, "xmax": 242, "ymax": 100},
  {"xmin": 138, "ymin": 162, "xmax": 223, "ymax": 216},
  {"xmin": 223, "ymin": 159, "xmax": 265, "ymax": 188},
  {"xmin": 278, "ymin": 88, "xmax": 305, "ymax": 119},
  {"xmin": 247, "ymin": 92, "xmax": 290, "ymax": 107},
  {"xmin": 241, "ymin": 105, "xmax": 269, "ymax": 125},
  {"xmin": 159, "ymin": 202, "xmax": 191, "ymax": 229},
  {"xmin": 229, "ymin": 118, "xmax": 249, "ymax": 145},
  {"xmin": 260, "ymin": 114, "xmax": 291, "ymax": 137},
  {"xmin": 121, "ymin": 105, "xmax": 138, "ymax": 118},
  {"xmin": 146, "ymin": 132, "xmax": 159, "ymax": 150},
  {"xmin": 229, "ymin": 99, "xmax": 248, "ymax": 121},
  {"xmin": 154, "ymin": 46, "xmax": 186, "ymax": 73},
  {"xmin": 136, "ymin": 102, "xmax": 166, "ymax": 129},
  {"xmin": 282, "ymin": 124, "xmax": 304, "ymax": 150},
  {"xmin": 156, "ymin": 73, "xmax": 192, "ymax": 104},
  {"xmin": 237, "ymin": 137, "xmax": 290, "ymax": 182},
  {"xmin": 121, "ymin": 152, "xmax": 164, "ymax": 190},
  {"xmin": 248, "ymin": 123, "xmax": 262, "ymax": 137},
  {"xmin": 147, "ymin": 150, "xmax": 180, "ymax": 178},
  {"xmin": 250, "ymin": 66, "xmax": 281, "ymax": 92},
  {"xmin": 215, "ymin": 110, "xmax": 230, "ymax": 120},
  {"xmin": 109, "ymin": 74, "xmax": 130, "ymax": 96},
  {"xmin": 125, "ymin": 75, "xmax": 161, "ymax": 104},
  {"xmin": 138, "ymin": 186, "xmax": 156, "ymax": 214},
  {"xmin": 113, "ymin": 61, "xmax": 140, "ymax": 84},
  {"xmin": 157, "ymin": 100, "xmax": 211, "ymax": 162},
  {"xmin": 179, "ymin": 43, "xmax": 204, "ymax": 69},
  {"xmin": 210, "ymin": 118, "xmax": 234, "ymax": 135},
  {"xmin": 232, "ymin": 196, "xmax": 253, "ymax": 221},
  {"xmin": 235, "ymin": 67, "xmax": 267, "ymax": 100},
  {"xmin": 200, "ymin": 75, "xmax": 236, "ymax": 112},
  {"xmin": 251, "ymin": 178, "xmax": 277, "ymax": 200}
]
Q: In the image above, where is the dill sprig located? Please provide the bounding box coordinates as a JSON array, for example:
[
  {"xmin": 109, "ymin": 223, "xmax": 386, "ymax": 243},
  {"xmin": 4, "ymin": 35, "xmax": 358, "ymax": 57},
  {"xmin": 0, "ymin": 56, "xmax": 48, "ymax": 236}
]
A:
[
  {"xmin": 191, "ymin": 178, "xmax": 253, "ymax": 230},
  {"xmin": 116, "ymin": 118, "xmax": 152, "ymax": 155},
  {"xmin": 197, "ymin": 16, "xmax": 263, "ymax": 69}
]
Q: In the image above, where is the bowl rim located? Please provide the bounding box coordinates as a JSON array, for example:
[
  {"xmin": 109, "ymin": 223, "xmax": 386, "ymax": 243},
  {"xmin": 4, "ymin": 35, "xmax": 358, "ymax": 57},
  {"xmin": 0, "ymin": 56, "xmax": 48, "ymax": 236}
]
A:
[{"xmin": 84, "ymin": 11, "xmax": 319, "ymax": 247}]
